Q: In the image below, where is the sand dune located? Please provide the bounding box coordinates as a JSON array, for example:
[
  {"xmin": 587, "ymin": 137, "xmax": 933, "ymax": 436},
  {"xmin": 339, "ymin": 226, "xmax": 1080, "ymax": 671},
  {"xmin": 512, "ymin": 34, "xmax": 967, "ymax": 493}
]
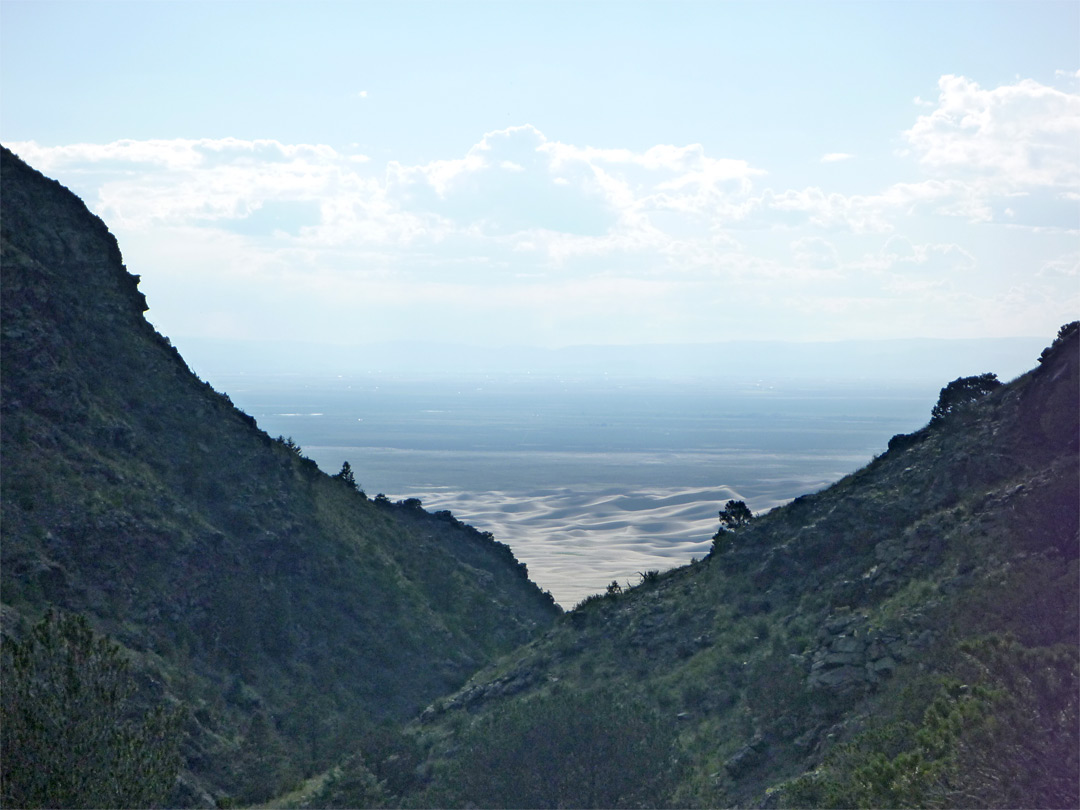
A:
[
  {"xmin": 413, "ymin": 485, "xmax": 747, "ymax": 607},
  {"xmin": 270, "ymin": 376, "xmax": 932, "ymax": 608}
]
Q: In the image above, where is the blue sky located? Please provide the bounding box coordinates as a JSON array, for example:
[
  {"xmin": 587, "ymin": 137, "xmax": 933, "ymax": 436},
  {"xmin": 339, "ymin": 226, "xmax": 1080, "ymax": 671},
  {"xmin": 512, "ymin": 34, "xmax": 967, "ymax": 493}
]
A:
[{"xmin": 3, "ymin": 0, "xmax": 1078, "ymax": 350}]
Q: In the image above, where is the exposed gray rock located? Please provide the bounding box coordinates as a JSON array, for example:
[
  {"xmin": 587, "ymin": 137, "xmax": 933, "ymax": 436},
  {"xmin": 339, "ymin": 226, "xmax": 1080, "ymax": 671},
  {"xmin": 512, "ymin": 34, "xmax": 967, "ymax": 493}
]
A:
[
  {"xmin": 830, "ymin": 635, "xmax": 864, "ymax": 654},
  {"xmin": 808, "ymin": 611, "xmax": 929, "ymax": 690},
  {"xmin": 813, "ymin": 665, "xmax": 865, "ymax": 688},
  {"xmin": 725, "ymin": 735, "xmax": 770, "ymax": 778},
  {"xmin": 871, "ymin": 655, "xmax": 898, "ymax": 673}
]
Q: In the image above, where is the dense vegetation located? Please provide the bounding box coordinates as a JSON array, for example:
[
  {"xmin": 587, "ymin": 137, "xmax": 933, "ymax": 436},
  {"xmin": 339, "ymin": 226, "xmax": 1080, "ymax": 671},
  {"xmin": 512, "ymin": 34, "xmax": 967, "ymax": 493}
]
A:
[{"xmin": 1, "ymin": 611, "xmax": 184, "ymax": 808}]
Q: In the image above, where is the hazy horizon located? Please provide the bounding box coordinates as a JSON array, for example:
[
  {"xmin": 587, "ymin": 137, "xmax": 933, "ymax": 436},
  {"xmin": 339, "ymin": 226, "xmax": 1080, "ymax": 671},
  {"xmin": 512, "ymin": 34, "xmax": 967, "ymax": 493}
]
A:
[
  {"xmin": 173, "ymin": 333, "xmax": 1054, "ymax": 387},
  {"xmin": 216, "ymin": 369, "xmax": 972, "ymax": 606}
]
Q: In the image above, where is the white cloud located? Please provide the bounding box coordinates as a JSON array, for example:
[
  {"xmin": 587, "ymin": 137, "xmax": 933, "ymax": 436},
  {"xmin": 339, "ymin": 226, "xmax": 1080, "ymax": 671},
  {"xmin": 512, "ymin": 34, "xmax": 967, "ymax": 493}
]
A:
[
  {"xmin": 820, "ymin": 152, "xmax": 853, "ymax": 163},
  {"xmin": 876, "ymin": 236, "xmax": 976, "ymax": 273},
  {"xmin": 8, "ymin": 100, "xmax": 1075, "ymax": 349},
  {"xmin": 1039, "ymin": 252, "xmax": 1080, "ymax": 277},
  {"xmin": 903, "ymin": 74, "xmax": 1080, "ymax": 189},
  {"xmin": 791, "ymin": 236, "xmax": 839, "ymax": 270},
  {"xmin": 10, "ymin": 137, "xmax": 338, "ymax": 172}
]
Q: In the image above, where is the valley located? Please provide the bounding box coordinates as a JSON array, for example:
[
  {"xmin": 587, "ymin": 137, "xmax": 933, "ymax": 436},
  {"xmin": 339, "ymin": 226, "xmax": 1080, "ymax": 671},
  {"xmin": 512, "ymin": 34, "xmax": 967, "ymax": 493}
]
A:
[{"xmin": 1, "ymin": 145, "xmax": 1076, "ymax": 809}]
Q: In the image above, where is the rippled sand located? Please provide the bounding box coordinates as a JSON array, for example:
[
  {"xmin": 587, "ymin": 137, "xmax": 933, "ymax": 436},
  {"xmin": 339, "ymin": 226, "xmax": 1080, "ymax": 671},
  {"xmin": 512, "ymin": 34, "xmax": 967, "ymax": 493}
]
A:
[{"xmin": 414, "ymin": 485, "xmax": 732, "ymax": 607}]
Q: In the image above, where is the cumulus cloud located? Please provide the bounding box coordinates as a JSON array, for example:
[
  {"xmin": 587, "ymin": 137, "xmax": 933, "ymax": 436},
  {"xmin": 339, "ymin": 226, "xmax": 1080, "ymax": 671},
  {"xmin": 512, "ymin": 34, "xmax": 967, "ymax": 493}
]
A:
[
  {"xmin": 385, "ymin": 125, "xmax": 620, "ymax": 237},
  {"xmin": 903, "ymin": 74, "xmax": 1080, "ymax": 189},
  {"xmin": 7, "ymin": 92, "xmax": 1076, "ymax": 348},
  {"xmin": 8, "ymin": 138, "xmax": 360, "ymax": 234},
  {"xmin": 382, "ymin": 125, "xmax": 768, "ymax": 245},
  {"xmin": 820, "ymin": 152, "xmax": 854, "ymax": 163}
]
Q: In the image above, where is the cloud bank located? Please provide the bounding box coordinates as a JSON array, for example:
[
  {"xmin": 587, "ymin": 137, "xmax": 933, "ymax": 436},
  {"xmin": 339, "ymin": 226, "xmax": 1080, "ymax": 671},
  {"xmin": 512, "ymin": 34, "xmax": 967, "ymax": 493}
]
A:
[{"xmin": 9, "ymin": 73, "xmax": 1078, "ymax": 347}]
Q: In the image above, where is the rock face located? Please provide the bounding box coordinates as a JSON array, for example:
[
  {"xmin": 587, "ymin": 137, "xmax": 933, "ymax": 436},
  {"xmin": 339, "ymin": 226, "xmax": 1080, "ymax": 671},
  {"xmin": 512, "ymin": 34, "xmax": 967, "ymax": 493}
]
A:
[{"xmin": 0, "ymin": 146, "xmax": 560, "ymax": 805}]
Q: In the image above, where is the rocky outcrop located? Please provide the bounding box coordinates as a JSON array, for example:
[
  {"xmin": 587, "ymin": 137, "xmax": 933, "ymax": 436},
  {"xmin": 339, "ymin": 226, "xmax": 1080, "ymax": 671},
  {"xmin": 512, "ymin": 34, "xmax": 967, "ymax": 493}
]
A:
[{"xmin": 806, "ymin": 612, "xmax": 934, "ymax": 691}]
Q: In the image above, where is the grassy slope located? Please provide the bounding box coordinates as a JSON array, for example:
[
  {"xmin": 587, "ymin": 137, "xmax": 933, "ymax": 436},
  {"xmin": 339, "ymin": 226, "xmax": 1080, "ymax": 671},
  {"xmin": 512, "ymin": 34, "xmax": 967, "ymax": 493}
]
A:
[
  {"xmin": 313, "ymin": 327, "xmax": 1078, "ymax": 809},
  {"xmin": 0, "ymin": 146, "xmax": 560, "ymax": 806}
]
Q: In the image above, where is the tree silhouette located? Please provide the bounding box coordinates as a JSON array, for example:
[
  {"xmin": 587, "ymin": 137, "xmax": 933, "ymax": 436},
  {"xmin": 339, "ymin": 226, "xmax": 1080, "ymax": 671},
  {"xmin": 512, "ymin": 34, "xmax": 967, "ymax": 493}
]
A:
[
  {"xmin": 712, "ymin": 500, "xmax": 754, "ymax": 555},
  {"xmin": 334, "ymin": 460, "xmax": 358, "ymax": 490},
  {"xmin": 930, "ymin": 373, "xmax": 1002, "ymax": 423},
  {"xmin": 718, "ymin": 499, "xmax": 753, "ymax": 531}
]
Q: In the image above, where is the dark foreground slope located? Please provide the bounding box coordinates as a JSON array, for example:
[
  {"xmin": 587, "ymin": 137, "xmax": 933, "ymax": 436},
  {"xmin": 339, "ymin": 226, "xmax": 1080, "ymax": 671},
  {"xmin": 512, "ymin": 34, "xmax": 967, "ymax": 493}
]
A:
[
  {"xmin": 314, "ymin": 327, "xmax": 1078, "ymax": 809},
  {"xmin": 0, "ymin": 146, "xmax": 559, "ymax": 805}
]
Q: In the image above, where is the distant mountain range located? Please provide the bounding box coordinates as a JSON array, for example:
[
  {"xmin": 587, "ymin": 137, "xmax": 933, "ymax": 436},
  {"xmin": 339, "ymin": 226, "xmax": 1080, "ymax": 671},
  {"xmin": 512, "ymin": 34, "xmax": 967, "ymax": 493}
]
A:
[
  {"xmin": 174, "ymin": 334, "xmax": 1051, "ymax": 385},
  {"xmin": 2, "ymin": 142, "xmax": 1076, "ymax": 810}
]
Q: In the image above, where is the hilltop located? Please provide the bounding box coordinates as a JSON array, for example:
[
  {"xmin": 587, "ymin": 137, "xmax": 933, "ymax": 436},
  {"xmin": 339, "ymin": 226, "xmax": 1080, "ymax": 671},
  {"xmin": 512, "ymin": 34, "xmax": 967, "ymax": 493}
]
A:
[{"xmin": 0, "ymin": 145, "xmax": 559, "ymax": 806}]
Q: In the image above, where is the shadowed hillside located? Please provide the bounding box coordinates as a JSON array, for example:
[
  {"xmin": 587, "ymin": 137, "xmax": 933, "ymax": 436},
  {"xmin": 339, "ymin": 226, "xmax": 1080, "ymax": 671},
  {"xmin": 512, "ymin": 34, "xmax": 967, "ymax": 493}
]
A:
[
  {"xmin": 0, "ymin": 145, "xmax": 559, "ymax": 806},
  {"xmin": 310, "ymin": 325, "xmax": 1078, "ymax": 809}
]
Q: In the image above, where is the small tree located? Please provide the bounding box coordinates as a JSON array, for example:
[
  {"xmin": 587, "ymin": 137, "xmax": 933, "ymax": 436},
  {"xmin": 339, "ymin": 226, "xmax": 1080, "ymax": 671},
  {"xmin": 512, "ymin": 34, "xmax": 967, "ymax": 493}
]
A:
[
  {"xmin": 930, "ymin": 373, "xmax": 1002, "ymax": 423},
  {"xmin": 1038, "ymin": 321, "xmax": 1079, "ymax": 363},
  {"xmin": 718, "ymin": 499, "xmax": 753, "ymax": 532},
  {"xmin": 334, "ymin": 460, "xmax": 358, "ymax": 490},
  {"xmin": 278, "ymin": 435, "xmax": 304, "ymax": 456},
  {"xmin": 713, "ymin": 499, "xmax": 753, "ymax": 555}
]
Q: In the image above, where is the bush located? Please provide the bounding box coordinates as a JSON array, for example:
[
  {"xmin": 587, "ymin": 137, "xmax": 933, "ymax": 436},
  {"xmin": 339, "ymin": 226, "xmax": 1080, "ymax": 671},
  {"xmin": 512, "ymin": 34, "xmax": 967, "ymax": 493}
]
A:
[
  {"xmin": 1038, "ymin": 321, "xmax": 1079, "ymax": 364},
  {"xmin": 780, "ymin": 635, "xmax": 1079, "ymax": 809},
  {"xmin": 1, "ymin": 611, "xmax": 184, "ymax": 808},
  {"xmin": 930, "ymin": 373, "xmax": 1002, "ymax": 423},
  {"xmin": 435, "ymin": 688, "xmax": 683, "ymax": 808},
  {"xmin": 887, "ymin": 430, "xmax": 924, "ymax": 454}
]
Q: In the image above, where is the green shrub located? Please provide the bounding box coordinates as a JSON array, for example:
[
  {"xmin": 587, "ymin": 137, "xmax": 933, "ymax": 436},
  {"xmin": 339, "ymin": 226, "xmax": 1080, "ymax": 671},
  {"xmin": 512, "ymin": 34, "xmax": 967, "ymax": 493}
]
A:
[
  {"xmin": 1, "ymin": 611, "xmax": 184, "ymax": 808},
  {"xmin": 780, "ymin": 635, "xmax": 1079, "ymax": 809},
  {"xmin": 434, "ymin": 687, "xmax": 683, "ymax": 808},
  {"xmin": 930, "ymin": 373, "xmax": 1001, "ymax": 423}
]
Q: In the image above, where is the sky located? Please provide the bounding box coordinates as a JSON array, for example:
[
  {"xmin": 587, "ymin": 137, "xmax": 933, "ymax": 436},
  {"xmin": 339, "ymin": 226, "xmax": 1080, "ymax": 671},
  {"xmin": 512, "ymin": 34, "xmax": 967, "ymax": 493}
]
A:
[{"xmin": 2, "ymin": 0, "xmax": 1078, "ymax": 353}]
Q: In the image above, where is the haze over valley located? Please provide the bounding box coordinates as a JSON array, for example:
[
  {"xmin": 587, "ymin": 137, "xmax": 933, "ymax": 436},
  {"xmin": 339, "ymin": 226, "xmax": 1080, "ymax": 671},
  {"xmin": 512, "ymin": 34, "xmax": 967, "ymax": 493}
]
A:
[{"xmin": 210, "ymin": 367, "xmax": 1030, "ymax": 606}]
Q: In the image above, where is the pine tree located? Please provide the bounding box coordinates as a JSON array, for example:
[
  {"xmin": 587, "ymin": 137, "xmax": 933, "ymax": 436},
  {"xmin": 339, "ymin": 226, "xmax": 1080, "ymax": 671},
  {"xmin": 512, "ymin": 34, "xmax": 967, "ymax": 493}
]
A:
[
  {"xmin": 1, "ymin": 611, "xmax": 184, "ymax": 808},
  {"xmin": 334, "ymin": 460, "xmax": 359, "ymax": 490}
]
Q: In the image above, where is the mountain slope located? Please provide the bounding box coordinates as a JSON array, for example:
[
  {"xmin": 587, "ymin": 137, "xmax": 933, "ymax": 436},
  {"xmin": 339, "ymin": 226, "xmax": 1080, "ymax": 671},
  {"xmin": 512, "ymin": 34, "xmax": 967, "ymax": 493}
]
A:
[
  {"xmin": 0, "ymin": 145, "xmax": 560, "ymax": 806},
  {"xmin": 319, "ymin": 326, "xmax": 1078, "ymax": 809}
]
